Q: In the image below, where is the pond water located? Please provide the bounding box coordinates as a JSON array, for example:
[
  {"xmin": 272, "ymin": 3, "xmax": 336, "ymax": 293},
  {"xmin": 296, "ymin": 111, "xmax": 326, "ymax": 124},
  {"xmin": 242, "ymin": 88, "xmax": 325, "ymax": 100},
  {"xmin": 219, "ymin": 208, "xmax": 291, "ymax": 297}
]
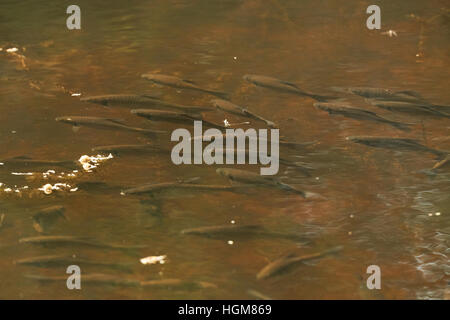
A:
[{"xmin": 0, "ymin": 0, "xmax": 448, "ymax": 299}]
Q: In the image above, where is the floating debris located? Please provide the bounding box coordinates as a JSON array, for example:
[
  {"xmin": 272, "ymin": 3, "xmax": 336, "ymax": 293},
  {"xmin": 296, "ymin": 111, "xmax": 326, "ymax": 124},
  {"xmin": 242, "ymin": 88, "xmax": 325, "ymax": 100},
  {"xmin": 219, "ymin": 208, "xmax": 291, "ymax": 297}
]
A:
[
  {"xmin": 38, "ymin": 183, "xmax": 74, "ymax": 195},
  {"xmin": 78, "ymin": 154, "xmax": 114, "ymax": 172},
  {"xmin": 140, "ymin": 255, "xmax": 167, "ymax": 265},
  {"xmin": 11, "ymin": 172, "xmax": 33, "ymax": 176},
  {"xmin": 381, "ymin": 30, "xmax": 398, "ymax": 37}
]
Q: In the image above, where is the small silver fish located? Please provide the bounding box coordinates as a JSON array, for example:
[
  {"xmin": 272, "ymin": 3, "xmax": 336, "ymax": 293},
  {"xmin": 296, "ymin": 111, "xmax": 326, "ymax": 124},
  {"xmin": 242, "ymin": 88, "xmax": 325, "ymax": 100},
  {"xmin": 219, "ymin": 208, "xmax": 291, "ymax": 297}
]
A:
[
  {"xmin": 0, "ymin": 156, "xmax": 77, "ymax": 170},
  {"xmin": 121, "ymin": 182, "xmax": 241, "ymax": 196},
  {"xmin": 19, "ymin": 235, "xmax": 147, "ymax": 251},
  {"xmin": 55, "ymin": 116, "xmax": 167, "ymax": 136},
  {"xmin": 216, "ymin": 168, "xmax": 319, "ymax": 198},
  {"xmin": 25, "ymin": 273, "xmax": 140, "ymax": 287},
  {"xmin": 131, "ymin": 109, "xmax": 226, "ymax": 129},
  {"xmin": 257, "ymin": 246, "xmax": 343, "ymax": 280},
  {"xmin": 347, "ymin": 136, "xmax": 448, "ymax": 159},
  {"xmin": 141, "ymin": 73, "xmax": 228, "ymax": 99},
  {"xmin": 369, "ymin": 100, "xmax": 450, "ymax": 118},
  {"xmin": 181, "ymin": 224, "xmax": 306, "ymax": 242},
  {"xmin": 140, "ymin": 278, "xmax": 216, "ymax": 289},
  {"xmin": 84, "ymin": 94, "xmax": 213, "ymax": 113},
  {"xmin": 332, "ymin": 87, "xmax": 424, "ymax": 102},
  {"xmin": 80, "ymin": 94, "xmax": 161, "ymax": 107},
  {"xmin": 243, "ymin": 74, "xmax": 335, "ymax": 101},
  {"xmin": 91, "ymin": 144, "xmax": 167, "ymax": 156},
  {"xmin": 189, "ymin": 133, "xmax": 316, "ymax": 150},
  {"xmin": 211, "ymin": 99, "xmax": 277, "ymax": 128},
  {"xmin": 314, "ymin": 102, "xmax": 412, "ymax": 131},
  {"xmin": 15, "ymin": 254, "xmax": 133, "ymax": 272}
]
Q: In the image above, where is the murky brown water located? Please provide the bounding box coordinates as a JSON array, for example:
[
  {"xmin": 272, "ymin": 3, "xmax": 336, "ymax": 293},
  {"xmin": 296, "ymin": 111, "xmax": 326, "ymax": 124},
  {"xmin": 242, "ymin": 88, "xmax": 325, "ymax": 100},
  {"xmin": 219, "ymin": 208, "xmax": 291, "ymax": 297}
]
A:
[{"xmin": 0, "ymin": 0, "xmax": 449, "ymax": 299}]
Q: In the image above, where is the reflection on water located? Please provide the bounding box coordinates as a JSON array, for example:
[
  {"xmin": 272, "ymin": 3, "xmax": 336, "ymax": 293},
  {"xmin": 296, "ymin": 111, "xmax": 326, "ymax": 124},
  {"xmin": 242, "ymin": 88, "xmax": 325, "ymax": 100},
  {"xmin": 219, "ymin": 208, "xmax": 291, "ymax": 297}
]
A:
[{"xmin": 0, "ymin": 0, "xmax": 449, "ymax": 299}]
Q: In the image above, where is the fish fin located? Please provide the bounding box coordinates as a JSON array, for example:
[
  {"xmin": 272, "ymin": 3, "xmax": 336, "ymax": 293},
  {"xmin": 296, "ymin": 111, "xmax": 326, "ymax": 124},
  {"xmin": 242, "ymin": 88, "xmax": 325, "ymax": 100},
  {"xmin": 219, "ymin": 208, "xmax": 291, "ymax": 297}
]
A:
[
  {"xmin": 72, "ymin": 125, "xmax": 80, "ymax": 133},
  {"xmin": 183, "ymin": 79, "xmax": 197, "ymax": 84},
  {"xmin": 396, "ymin": 90, "xmax": 423, "ymax": 99},
  {"xmin": 280, "ymin": 80, "xmax": 300, "ymax": 89}
]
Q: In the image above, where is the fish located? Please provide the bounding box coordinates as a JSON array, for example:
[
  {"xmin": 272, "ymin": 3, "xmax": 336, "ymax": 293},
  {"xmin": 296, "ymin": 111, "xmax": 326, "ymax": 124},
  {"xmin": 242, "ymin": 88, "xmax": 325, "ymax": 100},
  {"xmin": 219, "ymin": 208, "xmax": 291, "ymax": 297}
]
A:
[
  {"xmin": 332, "ymin": 87, "xmax": 424, "ymax": 102},
  {"xmin": 140, "ymin": 279, "xmax": 217, "ymax": 289},
  {"xmin": 189, "ymin": 147, "xmax": 312, "ymax": 176},
  {"xmin": 141, "ymin": 73, "xmax": 228, "ymax": 99},
  {"xmin": 55, "ymin": 116, "xmax": 167, "ymax": 136},
  {"xmin": 256, "ymin": 246, "xmax": 343, "ymax": 280},
  {"xmin": 15, "ymin": 254, "xmax": 133, "ymax": 272},
  {"xmin": 211, "ymin": 99, "xmax": 277, "ymax": 128},
  {"xmin": 369, "ymin": 100, "xmax": 450, "ymax": 118},
  {"xmin": 127, "ymin": 97, "xmax": 213, "ymax": 114},
  {"xmin": 91, "ymin": 144, "xmax": 167, "ymax": 156},
  {"xmin": 314, "ymin": 102, "xmax": 412, "ymax": 131},
  {"xmin": 121, "ymin": 182, "xmax": 242, "ymax": 196},
  {"xmin": 181, "ymin": 224, "xmax": 307, "ymax": 242},
  {"xmin": 347, "ymin": 136, "xmax": 449, "ymax": 159},
  {"xmin": 19, "ymin": 235, "xmax": 147, "ymax": 251},
  {"xmin": 80, "ymin": 94, "xmax": 162, "ymax": 107},
  {"xmin": 216, "ymin": 168, "xmax": 319, "ymax": 198},
  {"xmin": 131, "ymin": 109, "xmax": 226, "ymax": 129},
  {"xmin": 82, "ymin": 94, "xmax": 213, "ymax": 113},
  {"xmin": 0, "ymin": 156, "xmax": 78, "ymax": 170},
  {"xmin": 32, "ymin": 205, "xmax": 66, "ymax": 234},
  {"xmin": 25, "ymin": 273, "xmax": 140, "ymax": 287},
  {"xmin": 243, "ymin": 74, "xmax": 335, "ymax": 101},
  {"xmin": 189, "ymin": 133, "xmax": 317, "ymax": 150}
]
